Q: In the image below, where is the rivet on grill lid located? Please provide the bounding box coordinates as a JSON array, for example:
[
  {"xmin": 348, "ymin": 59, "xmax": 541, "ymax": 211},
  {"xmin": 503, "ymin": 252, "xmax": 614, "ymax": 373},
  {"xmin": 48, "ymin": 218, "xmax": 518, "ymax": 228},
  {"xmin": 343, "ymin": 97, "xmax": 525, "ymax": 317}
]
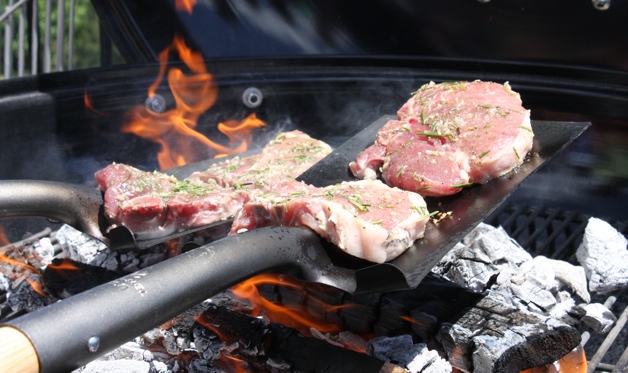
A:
[
  {"xmin": 87, "ymin": 336, "xmax": 100, "ymax": 352},
  {"xmin": 242, "ymin": 87, "xmax": 263, "ymax": 108},
  {"xmin": 592, "ymin": 0, "xmax": 610, "ymax": 10},
  {"xmin": 145, "ymin": 94, "xmax": 167, "ymax": 113}
]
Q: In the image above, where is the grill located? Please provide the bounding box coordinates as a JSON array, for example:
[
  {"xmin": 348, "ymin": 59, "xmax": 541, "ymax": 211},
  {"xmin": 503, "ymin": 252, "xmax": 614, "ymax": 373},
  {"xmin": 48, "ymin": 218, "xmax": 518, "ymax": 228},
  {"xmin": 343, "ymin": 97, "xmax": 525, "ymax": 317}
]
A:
[
  {"xmin": 486, "ymin": 203, "xmax": 628, "ymax": 373},
  {"xmin": 1, "ymin": 1, "xmax": 628, "ymax": 372}
]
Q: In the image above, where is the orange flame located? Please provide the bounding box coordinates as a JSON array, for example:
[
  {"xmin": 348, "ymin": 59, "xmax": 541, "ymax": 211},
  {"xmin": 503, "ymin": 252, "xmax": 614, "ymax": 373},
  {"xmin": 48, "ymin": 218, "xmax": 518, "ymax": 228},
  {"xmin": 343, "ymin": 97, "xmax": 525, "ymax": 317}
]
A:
[
  {"xmin": 175, "ymin": 0, "xmax": 197, "ymax": 15},
  {"xmin": 0, "ymin": 225, "xmax": 10, "ymax": 246},
  {"xmin": 519, "ymin": 345, "xmax": 587, "ymax": 373},
  {"xmin": 230, "ymin": 274, "xmax": 351, "ymax": 336},
  {"xmin": 0, "ymin": 252, "xmax": 48, "ymax": 298},
  {"xmin": 47, "ymin": 259, "xmax": 80, "ymax": 272},
  {"xmin": 122, "ymin": 35, "xmax": 266, "ymax": 170}
]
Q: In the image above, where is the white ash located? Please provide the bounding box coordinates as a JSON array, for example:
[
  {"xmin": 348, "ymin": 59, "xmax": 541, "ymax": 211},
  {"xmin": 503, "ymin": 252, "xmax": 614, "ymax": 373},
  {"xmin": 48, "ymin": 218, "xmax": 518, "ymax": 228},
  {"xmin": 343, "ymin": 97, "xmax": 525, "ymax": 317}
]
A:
[
  {"xmin": 576, "ymin": 302, "xmax": 617, "ymax": 334},
  {"xmin": 54, "ymin": 225, "xmax": 168, "ymax": 274},
  {"xmin": 55, "ymin": 225, "xmax": 119, "ymax": 272},
  {"xmin": 576, "ymin": 217, "xmax": 628, "ymax": 293},
  {"xmin": 78, "ymin": 360, "xmax": 151, "ymax": 373},
  {"xmin": 433, "ymin": 223, "xmax": 591, "ymax": 318},
  {"xmin": 367, "ymin": 335, "xmax": 452, "ymax": 373}
]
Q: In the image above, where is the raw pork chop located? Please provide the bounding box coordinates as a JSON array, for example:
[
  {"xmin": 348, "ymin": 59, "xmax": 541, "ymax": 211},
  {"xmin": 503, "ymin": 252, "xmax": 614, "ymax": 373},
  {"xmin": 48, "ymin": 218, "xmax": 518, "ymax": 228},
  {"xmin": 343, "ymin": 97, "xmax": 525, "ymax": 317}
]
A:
[
  {"xmin": 350, "ymin": 81, "xmax": 534, "ymax": 197},
  {"xmin": 95, "ymin": 163, "xmax": 248, "ymax": 238},
  {"xmin": 230, "ymin": 179, "xmax": 430, "ymax": 263},
  {"xmin": 193, "ymin": 130, "xmax": 332, "ymax": 189},
  {"xmin": 95, "ymin": 130, "xmax": 332, "ymax": 238}
]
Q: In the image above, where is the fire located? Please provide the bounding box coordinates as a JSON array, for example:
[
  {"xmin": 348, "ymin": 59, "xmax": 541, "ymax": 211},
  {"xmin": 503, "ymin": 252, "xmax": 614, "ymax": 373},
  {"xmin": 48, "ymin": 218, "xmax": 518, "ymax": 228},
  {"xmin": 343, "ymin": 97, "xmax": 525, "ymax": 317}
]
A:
[
  {"xmin": 175, "ymin": 0, "xmax": 197, "ymax": 14},
  {"xmin": 0, "ymin": 252, "xmax": 48, "ymax": 298},
  {"xmin": 519, "ymin": 345, "xmax": 587, "ymax": 373},
  {"xmin": 230, "ymin": 274, "xmax": 351, "ymax": 336},
  {"xmin": 122, "ymin": 35, "xmax": 266, "ymax": 169},
  {"xmin": 46, "ymin": 259, "xmax": 80, "ymax": 272},
  {"xmin": 0, "ymin": 225, "xmax": 10, "ymax": 246}
]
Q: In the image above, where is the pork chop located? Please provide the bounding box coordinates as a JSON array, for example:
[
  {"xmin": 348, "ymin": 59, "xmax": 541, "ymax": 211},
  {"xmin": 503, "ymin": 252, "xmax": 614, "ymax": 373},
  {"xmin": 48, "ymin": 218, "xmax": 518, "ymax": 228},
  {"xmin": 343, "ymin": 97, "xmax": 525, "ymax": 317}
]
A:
[
  {"xmin": 230, "ymin": 179, "xmax": 430, "ymax": 263},
  {"xmin": 350, "ymin": 81, "xmax": 534, "ymax": 197},
  {"xmin": 95, "ymin": 130, "xmax": 333, "ymax": 238},
  {"xmin": 193, "ymin": 130, "xmax": 332, "ymax": 189}
]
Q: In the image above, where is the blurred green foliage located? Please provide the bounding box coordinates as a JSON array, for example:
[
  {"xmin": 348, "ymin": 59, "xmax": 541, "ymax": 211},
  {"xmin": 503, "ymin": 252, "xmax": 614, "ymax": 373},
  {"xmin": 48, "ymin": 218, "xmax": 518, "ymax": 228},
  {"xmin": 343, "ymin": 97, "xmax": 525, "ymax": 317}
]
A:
[{"xmin": 1, "ymin": 0, "xmax": 124, "ymax": 79}]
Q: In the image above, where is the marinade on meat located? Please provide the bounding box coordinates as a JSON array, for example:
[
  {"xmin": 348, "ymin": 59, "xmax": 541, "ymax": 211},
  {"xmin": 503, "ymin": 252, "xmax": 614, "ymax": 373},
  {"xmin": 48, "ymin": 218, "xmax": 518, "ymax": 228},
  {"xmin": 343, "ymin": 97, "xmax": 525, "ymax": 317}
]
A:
[
  {"xmin": 230, "ymin": 179, "xmax": 430, "ymax": 263},
  {"xmin": 193, "ymin": 130, "xmax": 332, "ymax": 189},
  {"xmin": 95, "ymin": 130, "xmax": 332, "ymax": 239},
  {"xmin": 350, "ymin": 81, "xmax": 534, "ymax": 197}
]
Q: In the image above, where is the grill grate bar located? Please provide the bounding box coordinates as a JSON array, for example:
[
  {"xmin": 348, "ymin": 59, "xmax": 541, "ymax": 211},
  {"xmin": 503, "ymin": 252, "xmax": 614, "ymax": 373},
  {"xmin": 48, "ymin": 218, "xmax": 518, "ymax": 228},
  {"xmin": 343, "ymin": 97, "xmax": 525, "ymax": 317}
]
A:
[
  {"xmin": 587, "ymin": 300, "xmax": 628, "ymax": 373},
  {"xmin": 610, "ymin": 345, "xmax": 628, "ymax": 373}
]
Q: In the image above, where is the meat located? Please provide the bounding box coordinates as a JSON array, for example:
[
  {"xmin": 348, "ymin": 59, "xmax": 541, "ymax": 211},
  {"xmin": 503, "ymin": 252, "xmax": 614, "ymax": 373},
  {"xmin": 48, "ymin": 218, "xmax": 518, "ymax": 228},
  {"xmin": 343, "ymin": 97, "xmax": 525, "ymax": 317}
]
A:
[
  {"xmin": 350, "ymin": 81, "xmax": 534, "ymax": 197},
  {"xmin": 230, "ymin": 179, "xmax": 430, "ymax": 263},
  {"xmin": 95, "ymin": 130, "xmax": 332, "ymax": 238},
  {"xmin": 192, "ymin": 130, "xmax": 332, "ymax": 189},
  {"xmin": 95, "ymin": 163, "xmax": 249, "ymax": 239}
]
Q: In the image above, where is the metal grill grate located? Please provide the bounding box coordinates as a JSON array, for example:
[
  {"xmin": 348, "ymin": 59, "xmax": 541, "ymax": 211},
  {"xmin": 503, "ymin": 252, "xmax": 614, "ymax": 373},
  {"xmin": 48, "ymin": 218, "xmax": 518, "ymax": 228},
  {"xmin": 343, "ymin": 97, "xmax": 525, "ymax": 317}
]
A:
[{"xmin": 486, "ymin": 203, "xmax": 628, "ymax": 373}]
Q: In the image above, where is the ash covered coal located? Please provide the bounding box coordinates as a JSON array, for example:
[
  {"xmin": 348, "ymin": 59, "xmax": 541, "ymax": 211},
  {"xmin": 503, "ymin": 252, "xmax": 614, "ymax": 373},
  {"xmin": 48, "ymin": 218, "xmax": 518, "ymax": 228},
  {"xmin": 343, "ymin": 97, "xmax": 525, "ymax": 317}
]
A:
[
  {"xmin": 431, "ymin": 222, "xmax": 623, "ymax": 373},
  {"xmin": 576, "ymin": 217, "xmax": 628, "ymax": 293}
]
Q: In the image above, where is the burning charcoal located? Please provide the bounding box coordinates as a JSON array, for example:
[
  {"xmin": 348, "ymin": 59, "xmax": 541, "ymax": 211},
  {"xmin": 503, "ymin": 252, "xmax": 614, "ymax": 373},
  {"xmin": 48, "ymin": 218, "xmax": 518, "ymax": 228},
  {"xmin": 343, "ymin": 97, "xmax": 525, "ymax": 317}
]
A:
[
  {"xmin": 576, "ymin": 217, "xmax": 628, "ymax": 293},
  {"xmin": 508, "ymin": 276, "xmax": 557, "ymax": 311},
  {"xmin": 525, "ymin": 256, "xmax": 590, "ymax": 303},
  {"xmin": 42, "ymin": 258, "xmax": 122, "ymax": 298},
  {"xmin": 79, "ymin": 359, "xmax": 151, "ymax": 373},
  {"xmin": 438, "ymin": 294, "xmax": 581, "ymax": 373},
  {"xmin": 5, "ymin": 276, "xmax": 52, "ymax": 312},
  {"xmin": 56, "ymin": 225, "xmax": 119, "ymax": 272},
  {"xmin": 437, "ymin": 323, "xmax": 475, "ymax": 372},
  {"xmin": 433, "ymin": 224, "xmax": 533, "ymax": 292},
  {"xmin": 577, "ymin": 302, "xmax": 617, "ymax": 334},
  {"xmin": 367, "ymin": 335, "xmax": 452, "ymax": 373},
  {"xmin": 461, "ymin": 224, "xmax": 533, "ymax": 265}
]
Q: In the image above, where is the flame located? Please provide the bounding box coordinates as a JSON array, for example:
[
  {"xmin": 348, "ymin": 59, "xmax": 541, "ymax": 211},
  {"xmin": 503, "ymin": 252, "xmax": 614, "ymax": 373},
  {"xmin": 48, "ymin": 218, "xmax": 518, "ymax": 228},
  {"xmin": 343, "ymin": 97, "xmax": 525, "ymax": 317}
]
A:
[
  {"xmin": 0, "ymin": 225, "xmax": 10, "ymax": 246},
  {"xmin": 230, "ymin": 274, "xmax": 351, "ymax": 336},
  {"xmin": 175, "ymin": 0, "xmax": 197, "ymax": 14},
  {"xmin": 0, "ymin": 252, "xmax": 48, "ymax": 298},
  {"xmin": 47, "ymin": 259, "xmax": 80, "ymax": 272},
  {"xmin": 122, "ymin": 35, "xmax": 266, "ymax": 170}
]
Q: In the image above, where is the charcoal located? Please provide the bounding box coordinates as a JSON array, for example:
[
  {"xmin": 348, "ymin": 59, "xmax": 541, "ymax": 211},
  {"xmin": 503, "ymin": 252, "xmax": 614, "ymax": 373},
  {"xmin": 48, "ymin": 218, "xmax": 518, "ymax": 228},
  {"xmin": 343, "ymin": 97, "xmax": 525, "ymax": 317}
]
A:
[
  {"xmin": 436, "ymin": 323, "xmax": 474, "ymax": 372},
  {"xmin": 576, "ymin": 217, "xmax": 628, "ymax": 293},
  {"xmin": 3, "ymin": 274, "xmax": 53, "ymax": 313},
  {"xmin": 461, "ymin": 224, "xmax": 532, "ymax": 266},
  {"xmin": 43, "ymin": 258, "xmax": 122, "ymax": 298},
  {"xmin": 56, "ymin": 225, "xmax": 119, "ymax": 271},
  {"xmin": 437, "ymin": 293, "xmax": 581, "ymax": 373},
  {"xmin": 79, "ymin": 360, "xmax": 151, "ymax": 373},
  {"xmin": 577, "ymin": 302, "xmax": 617, "ymax": 334},
  {"xmin": 367, "ymin": 335, "xmax": 452, "ymax": 373},
  {"xmin": 524, "ymin": 256, "xmax": 590, "ymax": 303}
]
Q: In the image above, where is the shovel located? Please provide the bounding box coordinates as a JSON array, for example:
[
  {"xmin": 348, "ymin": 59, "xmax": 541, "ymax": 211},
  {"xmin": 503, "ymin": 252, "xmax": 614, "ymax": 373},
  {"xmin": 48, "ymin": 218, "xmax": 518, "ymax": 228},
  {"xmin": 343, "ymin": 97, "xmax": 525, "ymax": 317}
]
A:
[{"xmin": 0, "ymin": 119, "xmax": 589, "ymax": 373}]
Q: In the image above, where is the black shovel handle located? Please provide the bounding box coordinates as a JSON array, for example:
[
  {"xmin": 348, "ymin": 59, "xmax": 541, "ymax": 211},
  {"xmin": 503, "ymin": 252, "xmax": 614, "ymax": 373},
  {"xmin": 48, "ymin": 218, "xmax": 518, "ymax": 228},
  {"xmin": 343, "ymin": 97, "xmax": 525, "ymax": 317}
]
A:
[
  {"xmin": 0, "ymin": 226, "xmax": 355, "ymax": 373},
  {"xmin": 0, "ymin": 180, "xmax": 107, "ymax": 244}
]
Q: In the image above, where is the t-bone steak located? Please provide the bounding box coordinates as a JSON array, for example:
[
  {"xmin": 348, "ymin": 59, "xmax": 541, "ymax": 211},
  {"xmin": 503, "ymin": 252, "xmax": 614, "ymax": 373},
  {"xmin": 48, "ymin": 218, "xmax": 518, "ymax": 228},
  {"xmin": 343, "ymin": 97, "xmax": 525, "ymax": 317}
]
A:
[
  {"xmin": 230, "ymin": 179, "xmax": 430, "ymax": 263},
  {"xmin": 350, "ymin": 81, "xmax": 534, "ymax": 197}
]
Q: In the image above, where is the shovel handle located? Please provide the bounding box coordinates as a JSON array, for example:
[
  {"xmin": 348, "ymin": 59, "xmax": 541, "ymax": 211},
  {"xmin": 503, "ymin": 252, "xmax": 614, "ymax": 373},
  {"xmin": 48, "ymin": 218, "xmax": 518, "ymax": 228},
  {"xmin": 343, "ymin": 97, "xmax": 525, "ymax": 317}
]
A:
[
  {"xmin": 0, "ymin": 327, "xmax": 40, "ymax": 373},
  {"xmin": 0, "ymin": 180, "xmax": 107, "ymax": 244},
  {"xmin": 0, "ymin": 226, "xmax": 354, "ymax": 373}
]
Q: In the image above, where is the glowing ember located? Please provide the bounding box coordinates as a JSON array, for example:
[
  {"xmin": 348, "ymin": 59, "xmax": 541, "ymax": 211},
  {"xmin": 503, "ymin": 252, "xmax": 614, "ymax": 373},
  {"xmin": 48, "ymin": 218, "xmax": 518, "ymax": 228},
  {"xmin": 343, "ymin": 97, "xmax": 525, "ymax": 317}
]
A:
[
  {"xmin": 519, "ymin": 345, "xmax": 587, "ymax": 373},
  {"xmin": 230, "ymin": 274, "xmax": 351, "ymax": 336},
  {"xmin": 46, "ymin": 259, "xmax": 80, "ymax": 272},
  {"xmin": 121, "ymin": 35, "xmax": 266, "ymax": 169},
  {"xmin": 0, "ymin": 225, "xmax": 9, "ymax": 246},
  {"xmin": 0, "ymin": 252, "xmax": 48, "ymax": 298},
  {"xmin": 175, "ymin": 0, "xmax": 197, "ymax": 15}
]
